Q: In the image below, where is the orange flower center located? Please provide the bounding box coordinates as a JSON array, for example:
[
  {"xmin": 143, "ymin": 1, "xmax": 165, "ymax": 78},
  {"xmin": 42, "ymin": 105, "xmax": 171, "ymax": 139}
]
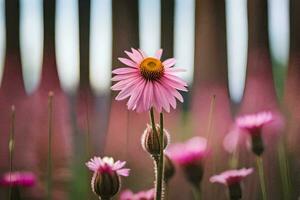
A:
[{"xmin": 139, "ymin": 57, "xmax": 164, "ymax": 81}]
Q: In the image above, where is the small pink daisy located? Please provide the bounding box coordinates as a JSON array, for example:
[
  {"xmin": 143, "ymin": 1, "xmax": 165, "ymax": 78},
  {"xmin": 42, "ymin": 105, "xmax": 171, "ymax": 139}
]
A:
[
  {"xmin": 236, "ymin": 111, "xmax": 273, "ymax": 134},
  {"xmin": 86, "ymin": 156, "xmax": 130, "ymax": 177},
  {"xmin": 0, "ymin": 171, "xmax": 36, "ymax": 187},
  {"xmin": 111, "ymin": 48, "xmax": 188, "ymax": 113},
  {"xmin": 120, "ymin": 188, "xmax": 155, "ymax": 200},
  {"xmin": 167, "ymin": 136, "xmax": 208, "ymax": 166},
  {"xmin": 210, "ymin": 168, "xmax": 253, "ymax": 186}
]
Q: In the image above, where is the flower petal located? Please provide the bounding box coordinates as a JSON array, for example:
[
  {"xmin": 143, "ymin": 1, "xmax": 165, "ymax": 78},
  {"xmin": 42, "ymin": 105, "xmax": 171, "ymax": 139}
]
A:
[
  {"xmin": 154, "ymin": 82, "xmax": 170, "ymax": 112},
  {"xmin": 118, "ymin": 57, "xmax": 138, "ymax": 68},
  {"xmin": 163, "ymin": 58, "xmax": 176, "ymax": 68},
  {"xmin": 131, "ymin": 48, "xmax": 144, "ymax": 63},
  {"xmin": 155, "ymin": 49, "xmax": 163, "ymax": 60},
  {"xmin": 112, "ymin": 67, "xmax": 138, "ymax": 75}
]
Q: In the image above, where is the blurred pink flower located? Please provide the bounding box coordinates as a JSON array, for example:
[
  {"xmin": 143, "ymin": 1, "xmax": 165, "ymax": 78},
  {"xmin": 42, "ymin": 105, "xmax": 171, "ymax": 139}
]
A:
[
  {"xmin": 223, "ymin": 126, "xmax": 242, "ymax": 154},
  {"xmin": 120, "ymin": 188, "xmax": 155, "ymax": 200},
  {"xmin": 111, "ymin": 48, "xmax": 188, "ymax": 113},
  {"xmin": 167, "ymin": 136, "xmax": 208, "ymax": 166},
  {"xmin": 0, "ymin": 171, "xmax": 36, "ymax": 187},
  {"xmin": 86, "ymin": 156, "xmax": 130, "ymax": 177},
  {"xmin": 210, "ymin": 168, "xmax": 253, "ymax": 185},
  {"xmin": 236, "ymin": 111, "xmax": 273, "ymax": 134}
]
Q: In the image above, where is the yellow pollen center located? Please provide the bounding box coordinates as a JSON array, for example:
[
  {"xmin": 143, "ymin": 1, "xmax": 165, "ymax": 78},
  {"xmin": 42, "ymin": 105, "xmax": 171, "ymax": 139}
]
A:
[{"xmin": 139, "ymin": 57, "xmax": 164, "ymax": 81}]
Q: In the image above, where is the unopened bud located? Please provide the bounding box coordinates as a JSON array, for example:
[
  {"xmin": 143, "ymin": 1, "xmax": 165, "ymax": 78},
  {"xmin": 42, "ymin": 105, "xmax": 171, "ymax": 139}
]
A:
[
  {"xmin": 228, "ymin": 182, "xmax": 242, "ymax": 200},
  {"xmin": 141, "ymin": 124, "xmax": 170, "ymax": 157},
  {"xmin": 91, "ymin": 171, "xmax": 120, "ymax": 199},
  {"xmin": 250, "ymin": 131, "xmax": 264, "ymax": 156},
  {"xmin": 183, "ymin": 162, "xmax": 204, "ymax": 187}
]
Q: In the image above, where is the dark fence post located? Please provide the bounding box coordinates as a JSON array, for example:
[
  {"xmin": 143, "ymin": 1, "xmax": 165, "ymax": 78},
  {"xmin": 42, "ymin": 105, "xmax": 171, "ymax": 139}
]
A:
[{"xmin": 192, "ymin": 0, "xmax": 231, "ymax": 198}]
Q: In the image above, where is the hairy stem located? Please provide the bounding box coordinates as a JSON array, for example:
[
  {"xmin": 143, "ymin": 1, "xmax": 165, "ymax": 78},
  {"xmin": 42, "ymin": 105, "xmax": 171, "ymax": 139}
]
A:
[{"xmin": 155, "ymin": 112, "xmax": 164, "ymax": 200}]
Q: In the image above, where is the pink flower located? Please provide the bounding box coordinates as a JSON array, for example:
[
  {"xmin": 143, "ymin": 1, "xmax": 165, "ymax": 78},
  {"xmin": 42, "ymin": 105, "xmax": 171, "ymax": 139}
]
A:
[
  {"xmin": 210, "ymin": 168, "xmax": 253, "ymax": 186},
  {"xmin": 167, "ymin": 137, "xmax": 208, "ymax": 166},
  {"xmin": 120, "ymin": 188, "xmax": 155, "ymax": 200},
  {"xmin": 0, "ymin": 171, "xmax": 36, "ymax": 187},
  {"xmin": 86, "ymin": 156, "xmax": 130, "ymax": 177},
  {"xmin": 86, "ymin": 156, "xmax": 130, "ymax": 199},
  {"xmin": 111, "ymin": 48, "xmax": 188, "ymax": 113},
  {"xmin": 223, "ymin": 126, "xmax": 243, "ymax": 154},
  {"xmin": 236, "ymin": 111, "xmax": 273, "ymax": 134}
]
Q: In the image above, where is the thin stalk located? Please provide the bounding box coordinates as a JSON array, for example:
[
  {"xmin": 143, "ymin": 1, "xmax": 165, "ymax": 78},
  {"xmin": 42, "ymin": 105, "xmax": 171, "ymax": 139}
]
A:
[
  {"xmin": 47, "ymin": 92, "xmax": 54, "ymax": 200},
  {"xmin": 85, "ymin": 97, "xmax": 91, "ymax": 158},
  {"xmin": 192, "ymin": 186, "xmax": 201, "ymax": 200},
  {"xmin": 8, "ymin": 105, "xmax": 16, "ymax": 200},
  {"xmin": 278, "ymin": 140, "xmax": 291, "ymax": 200},
  {"xmin": 155, "ymin": 112, "xmax": 164, "ymax": 200},
  {"xmin": 256, "ymin": 156, "xmax": 267, "ymax": 200},
  {"xmin": 205, "ymin": 95, "xmax": 216, "ymax": 141}
]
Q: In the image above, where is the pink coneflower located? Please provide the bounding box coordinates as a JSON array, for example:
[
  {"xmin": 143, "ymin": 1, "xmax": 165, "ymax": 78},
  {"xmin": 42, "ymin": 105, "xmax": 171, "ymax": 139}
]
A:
[
  {"xmin": 0, "ymin": 171, "xmax": 36, "ymax": 187},
  {"xmin": 236, "ymin": 111, "xmax": 273, "ymax": 134},
  {"xmin": 120, "ymin": 188, "xmax": 155, "ymax": 200},
  {"xmin": 111, "ymin": 48, "xmax": 188, "ymax": 113},
  {"xmin": 86, "ymin": 156, "xmax": 130, "ymax": 199},
  {"xmin": 210, "ymin": 168, "xmax": 253, "ymax": 200},
  {"xmin": 167, "ymin": 137, "xmax": 208, "ymax": 186},
  {"xmin": 236, "ymin": 111, "xmax": 273, "ymax": 156}
]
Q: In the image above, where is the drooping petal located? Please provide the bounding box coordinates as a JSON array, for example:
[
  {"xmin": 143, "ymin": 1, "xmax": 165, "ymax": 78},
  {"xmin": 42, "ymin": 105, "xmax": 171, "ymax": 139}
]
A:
[
  {"xmin": 115, "ymin": 77, "xmax": 144, "ymax": 100},
  {"xmin": 164, "ymin": 74, "xmax": 188, "ymax": 86},
  {"xmin": 161, "ymin": 76, "xmax": 188, "ymax": 92},
  {"xmin": 160, "ymin": 84, "xmax": 177, "ymax": 109},
  {"xmin": 142, "ymin": 81, "xmax": 153, "ymax": 110},
  {"xmin": 127, "ymin": 80, "xmax": 146, "ymax": 110},
  {"xmin": 154, "ymin": 82, "xmax": 170, "ymax": 112}
]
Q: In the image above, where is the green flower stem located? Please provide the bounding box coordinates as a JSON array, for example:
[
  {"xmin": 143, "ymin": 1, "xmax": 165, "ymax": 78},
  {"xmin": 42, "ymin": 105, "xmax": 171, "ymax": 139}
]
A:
[
  {"xmin": 256, "ymin": 156, "xmax": 267, "ymax": 200},
  {"xmin": 12, "ymin": 186, "xmax": 21, "ymax": 200},
  {"xmin": 192, "ymin": 186, "xmax": 201, "ymax": 200},
  {"xmin": 155, "ymin": 112, "xmax": 164, "ymax": 200},
  {"xmin": 47, "ymin": 92, "xmax": 54, "ymax": 200},
  {"xmin": 9, "ymin": 106, "xmax": 16, "ymax": 200},
  {"xmin": 278, "ymin": 140, "xmax": 291, "ymax": 200},
  {"xmin": 149, "ymin": 108, "xmax": 165, "ymax": 200}
]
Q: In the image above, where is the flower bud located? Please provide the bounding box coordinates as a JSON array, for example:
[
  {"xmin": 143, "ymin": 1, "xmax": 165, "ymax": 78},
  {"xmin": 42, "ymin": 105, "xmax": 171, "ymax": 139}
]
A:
[
  {"xmin": 183, "ymin": 162, "xmax": 204, "ymax": 187},
  {"xmin": 164, "ymin": 154, "xmax": 175, "ymax": 182},
  {"xmin": 92, "ymin": 171, "xmax": 120, "ymax": 199},
  {"xmin": 228, "ymin": 182, "xmax": 242, "ymax": 200},
  {"xmin": 250, "ymin": 131, "xmax": 264, "ymax": 156},
  {"xmin": 141, "ymin": 124, "xmax": 170, "ymax": 157}
]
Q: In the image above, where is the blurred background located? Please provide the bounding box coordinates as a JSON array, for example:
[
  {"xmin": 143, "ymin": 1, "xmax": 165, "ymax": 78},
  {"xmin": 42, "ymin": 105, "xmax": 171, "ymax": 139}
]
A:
[{"xmin": 0, "ymin": 0, "xmax": 299, "ymax": 199}]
